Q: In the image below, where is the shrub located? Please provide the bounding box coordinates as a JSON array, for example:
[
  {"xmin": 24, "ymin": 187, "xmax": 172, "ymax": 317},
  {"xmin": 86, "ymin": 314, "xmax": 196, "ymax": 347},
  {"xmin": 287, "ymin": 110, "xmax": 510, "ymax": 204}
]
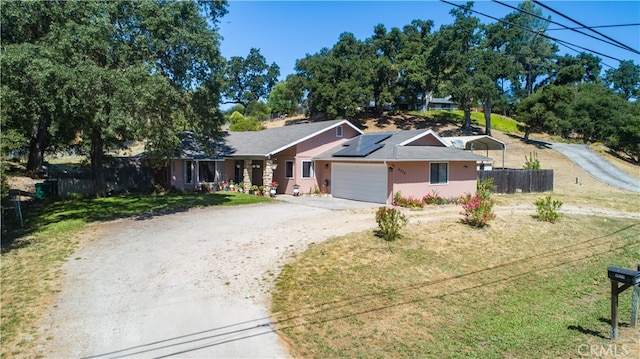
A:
[
  {"xmin": 393, "ymin": 192, "xmax": 424, "ymax": 208},
  {"xmin": 375, "ymin": 206, "xmax": 408, "ymax": 241},
  {"xmin": 423, "ymin": 190, "xmax": 449, "ymax": 205},
  {"xmin": 477, "ymin": 178, "xmax": 496, "ymax": 200},
  {"xmin": 460, "ymin": 193, "xmax": 496, "ymax": 228},
  {"xmin": 394, "ymin": 191, "xmax": 460, "ymax": 208},
  {"xmin": 534, "ymin": 195, "xmax": 563, "ymax": 223},
  {"xmin": 523, "ymin": 151, "xmax": 541, "ymax": 170}
]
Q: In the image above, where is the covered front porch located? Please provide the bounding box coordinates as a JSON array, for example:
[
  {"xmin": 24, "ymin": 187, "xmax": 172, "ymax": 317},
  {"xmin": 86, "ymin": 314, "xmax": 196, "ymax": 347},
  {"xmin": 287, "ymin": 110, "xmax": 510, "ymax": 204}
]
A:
[{"xmin": 224, "ymin": 157, "xmax": 279, "ymax": 195}]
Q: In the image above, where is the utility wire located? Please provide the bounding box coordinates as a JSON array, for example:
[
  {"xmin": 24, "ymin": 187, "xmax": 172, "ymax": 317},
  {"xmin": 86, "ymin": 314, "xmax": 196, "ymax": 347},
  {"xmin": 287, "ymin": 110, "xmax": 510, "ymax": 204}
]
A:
[
  {"xmin": 532, "ymin": 0, "xmax": 639, "ymax": 55},
  {"xmin": 493, "ymin": 0, "xmax": 640, "ymax": 55},
  {"xmin": 439, "ymin": 0, "xmax": 624, "ymax": 67},
  {"xmin": 547, "ymin": 24, "xmax": 640, "ymax": 31}
]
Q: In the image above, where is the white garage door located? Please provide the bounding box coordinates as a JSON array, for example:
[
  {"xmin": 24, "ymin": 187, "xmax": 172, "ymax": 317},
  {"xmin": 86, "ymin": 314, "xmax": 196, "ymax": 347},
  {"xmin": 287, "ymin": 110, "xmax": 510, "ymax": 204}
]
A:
[{"xmin": 332, "ymin": 163, "xmax": 388, "ymax": 203}]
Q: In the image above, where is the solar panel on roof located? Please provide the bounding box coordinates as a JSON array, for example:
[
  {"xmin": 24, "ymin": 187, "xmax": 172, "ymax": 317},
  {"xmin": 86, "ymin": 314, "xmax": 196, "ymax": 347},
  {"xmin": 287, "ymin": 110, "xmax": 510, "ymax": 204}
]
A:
[
  {"xmin": 334, "ymin": 143, "xmax": 384, "ymax": 157},
  {"xmin": 333, "ymin": 133, "xmax": 390, "ymax": 157}
]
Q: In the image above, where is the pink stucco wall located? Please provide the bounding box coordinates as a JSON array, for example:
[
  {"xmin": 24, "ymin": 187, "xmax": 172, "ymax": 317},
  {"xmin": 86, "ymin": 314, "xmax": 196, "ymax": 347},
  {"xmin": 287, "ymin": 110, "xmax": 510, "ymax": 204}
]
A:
[
  {"xmin": 389, "ymin": 161, "xmax": 478, "ymax": 201},
  {"xmin": 170, "ymin": 159, "xmax": 226, "ymax": 191},
  {"xmin": 274, "ymin": 124, "xmax": 358, "ymax": 195}
]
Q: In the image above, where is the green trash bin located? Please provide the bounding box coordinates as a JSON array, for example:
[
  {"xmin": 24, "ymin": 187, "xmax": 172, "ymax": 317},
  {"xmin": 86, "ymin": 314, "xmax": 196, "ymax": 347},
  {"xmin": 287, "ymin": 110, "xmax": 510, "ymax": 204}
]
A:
[
  {"xmin": 35, "ymin": 180, "xmax": 58, "ymax": 200},
  {"xmin": 35, "ymin": 183, "xmax": 45, "ymax": 200}
]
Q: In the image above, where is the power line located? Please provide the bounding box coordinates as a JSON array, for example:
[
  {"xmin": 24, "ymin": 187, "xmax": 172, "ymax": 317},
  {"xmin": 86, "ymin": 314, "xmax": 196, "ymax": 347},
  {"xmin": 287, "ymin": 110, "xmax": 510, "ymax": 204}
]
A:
[
  {"xmin": 493, "ymin": 0, "xmax": 640, "ymax": 55},
  {"xmin": 439, "ymin": 0, "xmax": 624, "ymax": 67},
  {"xmin": 547, "ymin": 24, "xmax": 640, "ymax": 31},
  {"xmin": 532, "ymin": 0, "xmax": 639, "ymax": 55}
]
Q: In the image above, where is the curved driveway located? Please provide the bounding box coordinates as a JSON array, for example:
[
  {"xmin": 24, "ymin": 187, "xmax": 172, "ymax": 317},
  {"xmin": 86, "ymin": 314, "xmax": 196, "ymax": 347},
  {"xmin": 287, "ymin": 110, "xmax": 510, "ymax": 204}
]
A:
[
  {"xmin": 34, "ymin": 190, "xmax": 639, "ymax": 358},
  {"xmin": 35, "ymin": 199, "xmax": 378, "ymax": 358},
  {"xmin": 551, "ymin": 143, "xmax": 639, "ymax": 193}
]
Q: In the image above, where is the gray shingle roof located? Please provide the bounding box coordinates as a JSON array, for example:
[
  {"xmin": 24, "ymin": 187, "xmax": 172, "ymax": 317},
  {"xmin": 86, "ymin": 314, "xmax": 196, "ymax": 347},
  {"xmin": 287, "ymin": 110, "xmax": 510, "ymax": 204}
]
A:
[
  {"xmin": 176, "ymin": 119, "xmax": 359, "ymax": 159},
  {"xmin": 226, "ymin": 119, "xmax": 357, "ymax": 156},
  {"xmin": 176, "ymin": 131, "xmax": 234, "ymax": 160},
  {"xmin": 315, "ymin": 130, "xmax": 492, "ymax": 162}
]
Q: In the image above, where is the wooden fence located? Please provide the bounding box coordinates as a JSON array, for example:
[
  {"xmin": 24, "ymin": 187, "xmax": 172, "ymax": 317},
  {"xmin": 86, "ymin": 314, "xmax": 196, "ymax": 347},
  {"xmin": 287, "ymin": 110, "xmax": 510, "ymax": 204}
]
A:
[
  {"xmin": 51, "ymin": 157, "xmax": 155, "ymax": 199},
  {"xmin": 477, "ymin": 168, "xmax": 553, "ymax": 194}
]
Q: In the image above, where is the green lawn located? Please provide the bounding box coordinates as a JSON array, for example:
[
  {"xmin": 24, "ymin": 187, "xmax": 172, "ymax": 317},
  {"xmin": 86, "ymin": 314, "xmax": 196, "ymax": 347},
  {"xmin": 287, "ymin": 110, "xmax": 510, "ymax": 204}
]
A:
[
  {"xmin": 408, "ymin": 110, "xmax": 523, "ymax": 134},
  {"xmin": 0, "ymin": 191, "xmax": 271, "ymax": 358}
]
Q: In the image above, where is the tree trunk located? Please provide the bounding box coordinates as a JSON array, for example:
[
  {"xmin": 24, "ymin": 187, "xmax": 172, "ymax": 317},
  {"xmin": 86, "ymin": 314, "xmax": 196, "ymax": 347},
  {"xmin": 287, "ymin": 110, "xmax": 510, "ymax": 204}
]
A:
[
  {"xmin": 484, "ymin": 93, "xmax": 492, "ymax": 137},
  {"xmin": 462, "ymin": 104, "xmax": 472, "ymax": 133},
  {"xmin": 524, "ymin": 127, "xmax": 531, "ymax": 141},
  {"xmin": 421, "ymin": 91, "xmax": 431, "ymax": 113},
  {"xmin": 526, "ymin": 68, "xmax": 535, "ymax": 97},
  {"xmin": 91, "ymin": 123, "xmax": 107, "ymax": 198},
  {"xmin": 26, "ymin": 110, "xmax": 52, "ymax": 176}
]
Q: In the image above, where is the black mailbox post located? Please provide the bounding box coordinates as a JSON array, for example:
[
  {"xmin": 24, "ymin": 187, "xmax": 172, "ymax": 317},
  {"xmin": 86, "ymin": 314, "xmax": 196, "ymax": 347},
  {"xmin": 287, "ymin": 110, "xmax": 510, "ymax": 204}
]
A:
[{"xmin": 607, "ymin": 265, "xmax": 640, "ymax": 340}]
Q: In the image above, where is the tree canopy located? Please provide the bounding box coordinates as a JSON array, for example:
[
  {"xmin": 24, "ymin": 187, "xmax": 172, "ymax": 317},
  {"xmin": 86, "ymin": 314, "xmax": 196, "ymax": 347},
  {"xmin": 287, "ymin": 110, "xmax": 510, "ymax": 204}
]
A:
[
  {"xmin": 1, "ymin": 0, "xmax": 228, "ymax": 197},
  {"xmin": 282, "ymin": 1, "xmax": 638, "ymax": 160},
  {"xmin": 223, "ymin": 48, "xmax": 280, "ymax": 107}
]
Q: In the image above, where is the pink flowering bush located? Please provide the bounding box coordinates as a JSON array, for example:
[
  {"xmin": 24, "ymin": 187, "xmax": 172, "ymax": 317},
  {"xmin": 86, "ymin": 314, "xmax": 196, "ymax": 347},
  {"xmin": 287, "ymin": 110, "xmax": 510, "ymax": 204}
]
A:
[
  {"xmin": 460, "ymin": 193, "xmax": 496, "ymax": 228},
  {"xmin": 422, "ymin": 191, "xmax": 450, "ymax": 205},
  {"xmin": 393, "ymin": 192, "xmax": 424, "ymax": 208},
  {"xmin": 393, "ymin": 191, "xmax": 461, "ymax": 208},
  {"xmin": 375, "ymin": 206, "xmax": 408, "ymax": 241}
]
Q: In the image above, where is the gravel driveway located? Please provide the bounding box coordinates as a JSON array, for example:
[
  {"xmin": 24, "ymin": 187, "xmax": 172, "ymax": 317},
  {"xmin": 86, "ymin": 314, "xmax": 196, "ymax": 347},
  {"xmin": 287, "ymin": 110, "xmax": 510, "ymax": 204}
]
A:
[{"xmin": 35, "ymin": 199, "xmax": 378, "ymax": 358}]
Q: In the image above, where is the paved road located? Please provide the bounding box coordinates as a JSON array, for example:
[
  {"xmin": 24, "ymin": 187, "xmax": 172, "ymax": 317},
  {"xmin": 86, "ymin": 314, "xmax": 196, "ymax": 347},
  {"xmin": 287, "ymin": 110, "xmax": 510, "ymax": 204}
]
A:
[{"xmin": 551, "ymin": 143, "xmax": 639, "ymax": 193}]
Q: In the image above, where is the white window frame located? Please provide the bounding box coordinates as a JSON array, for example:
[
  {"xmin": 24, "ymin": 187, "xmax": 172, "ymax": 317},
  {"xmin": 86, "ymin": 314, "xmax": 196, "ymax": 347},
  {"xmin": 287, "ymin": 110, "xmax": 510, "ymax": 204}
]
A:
[
  {"xmin": 302, "ymin": 161, "xmax": 315, "ymax": 178},
  {"xmin": 429, "ymin": 162, "xmax": 448, "ymax": 185},
  {"xmin": 336, "ymin": 125, "xmax": 343, "ymax": 137},
  {"xmin": 185, "ymin": 160, "xmax": 193, "ymax": 184},
  {"xmin": 285, "ymin": 160, "xmax": 294, "ymax": 178}
]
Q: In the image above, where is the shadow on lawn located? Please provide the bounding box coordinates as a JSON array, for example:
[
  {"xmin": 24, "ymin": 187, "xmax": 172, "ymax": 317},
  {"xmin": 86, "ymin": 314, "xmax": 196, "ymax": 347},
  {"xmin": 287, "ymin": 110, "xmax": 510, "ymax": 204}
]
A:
[
  {"xmin": 1, "ymin": 192, "xmax": 236, "ymax": 254},
  {"xmin": 506, "ymin": 133, "xmax": 553, "ymax": 149},
  {"xmin": 567, "ymin": 325, "xmax": 608, "ymax": 339}
]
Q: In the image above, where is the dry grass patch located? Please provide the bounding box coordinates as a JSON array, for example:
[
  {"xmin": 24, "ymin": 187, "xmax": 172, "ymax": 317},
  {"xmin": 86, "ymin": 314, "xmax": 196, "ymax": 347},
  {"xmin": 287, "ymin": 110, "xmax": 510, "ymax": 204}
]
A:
[{"xmin": 271, "ymin": 215, "xmax": 639, "ymax": 358}]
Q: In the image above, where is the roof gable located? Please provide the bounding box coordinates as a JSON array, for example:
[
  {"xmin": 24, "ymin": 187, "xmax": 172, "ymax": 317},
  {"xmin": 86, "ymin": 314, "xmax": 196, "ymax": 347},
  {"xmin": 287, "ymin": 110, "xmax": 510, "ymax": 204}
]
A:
[{"xmin": 396, "ymin": 129, "xmax": 448, "ymax": 147}]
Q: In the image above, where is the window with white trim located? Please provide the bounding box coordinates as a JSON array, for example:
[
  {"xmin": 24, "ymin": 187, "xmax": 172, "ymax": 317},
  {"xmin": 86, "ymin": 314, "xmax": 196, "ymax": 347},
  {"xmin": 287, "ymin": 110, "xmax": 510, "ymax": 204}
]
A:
[
  {"xmin": 285, "ymin": 160, "xmax": 294, "ymax": 178},
  {"xmin": 185, "ymin": 160, "xmax": 193, "ymax": 184},
  {"xmin": 430, "ymin": 162, "xmax": 448, "ymax": 184},
  {"xmin": 302, "ymin": 161, "xmax": 315, "ymax": 178},
  {"xmin": 336, "ymin": 125, "xmax": 343, "ymax": 137}
]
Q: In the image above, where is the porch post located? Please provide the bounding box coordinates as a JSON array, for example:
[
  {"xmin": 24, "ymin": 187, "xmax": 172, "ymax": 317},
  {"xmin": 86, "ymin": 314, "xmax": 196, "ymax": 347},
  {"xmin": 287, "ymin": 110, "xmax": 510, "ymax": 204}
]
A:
[
  {"xmin": 264, "ymin": 159, "xmax": 274, "ymax": 196},
  {"xmin": 243, "ymin": 161, "xmax": 252, "ymax": 193}
]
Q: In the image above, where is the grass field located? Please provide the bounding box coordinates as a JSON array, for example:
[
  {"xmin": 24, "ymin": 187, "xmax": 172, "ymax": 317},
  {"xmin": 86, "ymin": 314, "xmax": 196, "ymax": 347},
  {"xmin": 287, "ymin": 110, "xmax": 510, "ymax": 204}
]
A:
[
  {"xmin": 271, "ymin": 215, "xmax": 638, "ymax": 358},
  {"xmin": 0, "ymin": 191, "xmax": 270, "ymax": 358},
  {"xmin": 407, "ymin": 110, "xmax": 523, "ymax": 134}
]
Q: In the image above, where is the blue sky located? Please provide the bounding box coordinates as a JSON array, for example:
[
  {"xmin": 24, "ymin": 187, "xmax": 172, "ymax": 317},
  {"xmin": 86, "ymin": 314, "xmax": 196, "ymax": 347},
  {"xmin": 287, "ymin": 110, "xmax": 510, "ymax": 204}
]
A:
[{"xmin": 218, "ymin": 0, "xmax": 640, "ymax": 82}]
